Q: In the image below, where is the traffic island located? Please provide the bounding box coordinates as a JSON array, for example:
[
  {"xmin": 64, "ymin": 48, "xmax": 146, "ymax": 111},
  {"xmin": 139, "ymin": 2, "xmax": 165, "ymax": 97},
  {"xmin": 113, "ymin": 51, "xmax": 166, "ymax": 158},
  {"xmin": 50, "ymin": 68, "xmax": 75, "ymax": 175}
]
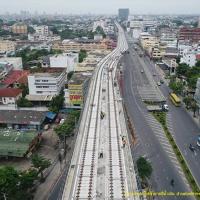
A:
[{"xmin": 152, "ymin": 112, "xmax": 200, "ymax": 200}]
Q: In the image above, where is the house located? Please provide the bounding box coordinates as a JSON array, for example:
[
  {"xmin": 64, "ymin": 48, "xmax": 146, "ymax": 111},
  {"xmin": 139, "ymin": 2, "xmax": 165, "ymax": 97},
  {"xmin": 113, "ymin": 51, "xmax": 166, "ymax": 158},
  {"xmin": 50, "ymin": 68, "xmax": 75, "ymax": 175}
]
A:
[
  {"xmin": 0, "ymin": 88, "xmax": 22, "ymax": 105},
  {"xmin": 0, "ymin": 110, "xmax": 46, "ymax": 130}
]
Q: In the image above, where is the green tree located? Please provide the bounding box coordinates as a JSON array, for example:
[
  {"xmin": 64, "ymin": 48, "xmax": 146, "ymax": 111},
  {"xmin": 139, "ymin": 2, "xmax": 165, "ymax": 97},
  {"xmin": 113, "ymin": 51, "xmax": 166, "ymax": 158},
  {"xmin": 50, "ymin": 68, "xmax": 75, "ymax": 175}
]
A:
[
  {"xmin": 136, "ymin": 157, "xmax": 153, "ymax": 180},
  {"xmin": 17, "ymin": 97, "xmax": 33, "ymax": 107},
  {"xmin": 176, "ymin": 63, "xmax": 189, "ymax": 77},
  {"xmin": 28, "ymin": 26, "xmax": 35, "ymax": 34},
  {"xmin": 67, "ymin": 71, "xmax": 74, "ymax": 80},
  {"xmin": 0, "ymin": 166, "xmax": 38, "ymax": 200},
  {"xmin": 19, "ymin": 83, "xmax": 29, "ymax": 97},
  {"xmin": 169, "ymin": 81, "xmax": 184, "ymax": 95},
  {"xmin": 54, "ymin": 110, "xmax": 80, "ymax": 139},
  {"xmin": 50, "ymin": 27, "xmax": 59, "ymax": 34},
  {"xmin": 95, "ymin": 26, "xmax": 106, "ymax": 38},
  {"xmin": 31, "ymin": 154, "xmax": 51, "ymax": 181},
  {"xmin": 79, "ymin": 49, "xmax": 87, "ymax": 63},
  {"xmin": 195, "ymin": 60, "xmax": 200, "ymax": 67},
  {"xmin": 49, "ymin": 91, "xmax": 64, "ymax": 113},
  {"xmin": 183, "ymin": 96, "xmax": 193, "ymax": 109}
]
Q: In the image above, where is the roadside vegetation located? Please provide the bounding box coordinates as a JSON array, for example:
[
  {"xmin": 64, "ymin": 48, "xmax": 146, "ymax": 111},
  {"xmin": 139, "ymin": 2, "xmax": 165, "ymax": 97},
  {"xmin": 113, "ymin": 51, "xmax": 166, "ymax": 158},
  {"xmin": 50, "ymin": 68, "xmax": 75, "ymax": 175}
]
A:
[
  {"xmin": 152, "ymin": 112, "xmax": 200, "ymax": 199},
  {"xmin": 48, "ymin": 90, "xmax": 65, "ymax": 113},
  {"xmin": 0, "ymin": 154, "xmax": 51, "ymax": 200},
  {"xmin": 136, "ymin": 156, "xmax": 153, "ymax": 189},
  {"xmin": 54, "ymin": 110, "xmax": 81, "ymax": 139}
]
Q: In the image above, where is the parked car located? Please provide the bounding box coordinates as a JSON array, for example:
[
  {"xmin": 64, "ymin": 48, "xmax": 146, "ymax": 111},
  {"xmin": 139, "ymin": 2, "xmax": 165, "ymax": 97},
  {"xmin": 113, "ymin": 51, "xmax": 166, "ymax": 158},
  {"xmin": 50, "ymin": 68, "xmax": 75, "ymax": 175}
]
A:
[
  {"xmin": 160, "ymin": 79, "xmax": 164, "ymax": 84},
  {"xmin": 157, "ymin": 82, "xmax": 161, "ymax": 86},
  {"xmin": 60, "ymin": 119, "xmax": 65, "ymax": 124},
  {"xmin": 44, "ymin": 124, "xmax": 50, "ymax": 130}
]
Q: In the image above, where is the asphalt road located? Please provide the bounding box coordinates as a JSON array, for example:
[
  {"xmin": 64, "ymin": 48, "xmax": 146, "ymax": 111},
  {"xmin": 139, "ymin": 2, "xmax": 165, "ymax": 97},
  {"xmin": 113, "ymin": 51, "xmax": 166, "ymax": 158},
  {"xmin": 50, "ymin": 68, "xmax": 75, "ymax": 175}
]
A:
[
  {"xmin": 140, "ymin": 45, "xmax": 200, "ymax": 188},
  {"xmin": 121, "ymin": 36, "xmax": 195, "ymax": 200}
]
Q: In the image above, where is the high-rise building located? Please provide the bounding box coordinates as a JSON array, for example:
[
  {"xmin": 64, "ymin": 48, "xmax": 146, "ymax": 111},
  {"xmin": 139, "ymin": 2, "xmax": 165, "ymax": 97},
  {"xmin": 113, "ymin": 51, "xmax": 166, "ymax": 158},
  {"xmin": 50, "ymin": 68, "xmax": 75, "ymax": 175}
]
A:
[
  {"xmin": 118, "ymin": 8, "xmax": 129, "ymax": 21},
  {"xmin": 198, "ymin": 17, "xmax": 200, "ymax": 28}
]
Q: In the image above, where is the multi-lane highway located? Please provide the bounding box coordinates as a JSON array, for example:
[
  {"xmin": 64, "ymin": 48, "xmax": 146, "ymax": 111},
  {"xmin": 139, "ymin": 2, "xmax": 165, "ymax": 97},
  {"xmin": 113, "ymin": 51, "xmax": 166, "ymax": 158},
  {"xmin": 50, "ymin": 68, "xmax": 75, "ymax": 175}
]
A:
[
  {"xmin": 121, "ymin": 33, "xmax": 195, "ymax": 200},
  {"xmin": 61, "ymin": 24, "xmax": 139, "ymax": 200}
]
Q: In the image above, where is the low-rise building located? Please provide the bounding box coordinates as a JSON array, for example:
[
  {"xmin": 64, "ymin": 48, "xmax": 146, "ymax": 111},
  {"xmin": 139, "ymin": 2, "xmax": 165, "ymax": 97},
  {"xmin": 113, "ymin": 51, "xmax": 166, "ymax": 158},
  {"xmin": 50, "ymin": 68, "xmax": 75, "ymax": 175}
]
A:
[
  {"xmin": 28, "ymin": 33, "xmax": 61, "ymax": 42},
  {"xmin": 180, "ymin": 47, "xmax": 200, "ymax": 67},
  {"xmin": 12, "ymin": 23, "xmax": 27, "ymax": 34},
  {"xmin": 28, "ymin": 68, "xmax": 67, "ymax": 96},
  {"xmin": 0, "ymin": 88, "xmax": 22, "ymax": 105},
  {"xmin": 0, "ymin": 62, "xmax": 13, "ymax": 80},
  {"xmin": 179, "ymin": 28, "xmax": 200, "ymax": 43},
  {"xmin": 0, "ymin": 57, "xmax": 23, "ymax": 70},
  {"xmin": 140, "ymin": 35, "xmax": 159, "ymax": 50},
  {"xmin": 2, "ymin": 70, "xmax": 29, "ymax": 88},
  {"xmin": 49, "ymin": 53, "xmax": 78, "ymax": 72},
  {"xmin": 0, "ymin": 40, "xmax": 16, "ymax": 53},
  {"xmin": 52, "ymin": 39, "xmax": 108, "ymax": 52},
  {"xmin": 0, "ymin": 110, "xmax": 46, "ymax": 131},
  {"xmin": 66, "ymin": 72, "xmax": 91, "ymax": 107},
  {"xmin": 34, "ymin": 25, "xmax": 49, "ymax": 36}
]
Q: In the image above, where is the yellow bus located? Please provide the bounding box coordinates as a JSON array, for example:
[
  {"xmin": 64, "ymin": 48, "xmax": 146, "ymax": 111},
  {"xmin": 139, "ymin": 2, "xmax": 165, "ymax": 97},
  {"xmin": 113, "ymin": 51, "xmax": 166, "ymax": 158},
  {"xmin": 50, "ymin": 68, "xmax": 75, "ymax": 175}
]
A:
[{"xmin": 169, "ymin": 93, "xmax": 181, "ymax": 107}]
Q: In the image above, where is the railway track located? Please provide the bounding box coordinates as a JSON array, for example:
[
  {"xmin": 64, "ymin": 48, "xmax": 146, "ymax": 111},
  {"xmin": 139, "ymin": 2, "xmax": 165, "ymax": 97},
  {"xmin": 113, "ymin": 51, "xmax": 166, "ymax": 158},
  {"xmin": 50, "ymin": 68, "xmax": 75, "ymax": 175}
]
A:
[{"xmin": 62, "ymin": 23, "xmax": 138, "ymax": 200}]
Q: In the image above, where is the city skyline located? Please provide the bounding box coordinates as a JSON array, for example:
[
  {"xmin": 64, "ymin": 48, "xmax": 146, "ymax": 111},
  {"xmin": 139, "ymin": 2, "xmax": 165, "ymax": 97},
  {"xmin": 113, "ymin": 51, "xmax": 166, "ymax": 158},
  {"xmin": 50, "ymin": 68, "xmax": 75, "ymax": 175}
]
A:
[{"xmin": 1, "ymin": 0, "xmax": 200, "ymax": 15}]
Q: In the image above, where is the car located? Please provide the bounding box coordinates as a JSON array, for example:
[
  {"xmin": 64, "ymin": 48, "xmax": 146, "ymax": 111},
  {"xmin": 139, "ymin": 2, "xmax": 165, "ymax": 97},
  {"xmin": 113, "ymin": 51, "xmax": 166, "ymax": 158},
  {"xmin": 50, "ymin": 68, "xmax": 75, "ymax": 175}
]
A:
[
  {"xmin": 141, "ymin": 70, "xmax": 144, "ymax": 73},
  {"xmin": 60, "ymin": 119, "xmax": 65, "ymax": 124},
  {"xmin": 157, "ymin": 82, "xmax": 161, "ymax": 86},
  {"xmin": 160, "ymin": 79, "xmax": 164, "ymax": 84},
  {"xmin": 162, "ymin": 104, "xmax": 169, "ymax": 111},
  {"xmin": 153, "ymin": 73, "xmax": 156, "ymax": 76}
]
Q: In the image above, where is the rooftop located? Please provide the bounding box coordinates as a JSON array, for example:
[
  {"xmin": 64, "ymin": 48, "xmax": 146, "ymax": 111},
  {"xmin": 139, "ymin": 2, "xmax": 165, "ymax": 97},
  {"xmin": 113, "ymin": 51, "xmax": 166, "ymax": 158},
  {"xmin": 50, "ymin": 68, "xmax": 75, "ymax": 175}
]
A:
[
  {"xmin": 26, "ymin": 94, "xmax": 54, "ymax": 102},
  {"xmin": 0, "ymin": 110, "xmax": 46, "ymax": 125},
  {"xmin": 30, "ymin": 67, "xmax": 65, "ymax": 78},
  {"xmin": 0, "ymin": 129, "xmax": 38, "ymax": 157},
  {"xmin": 0, "ymin": 88, "xmax": 22, "ymax": 97},
  {"xmin": 69, "ymin": 73, "xmax": 91, "ymax": 85},
  {"xmin": 2, "ymin": 70, "xmax": 29, "ymax": 86}
]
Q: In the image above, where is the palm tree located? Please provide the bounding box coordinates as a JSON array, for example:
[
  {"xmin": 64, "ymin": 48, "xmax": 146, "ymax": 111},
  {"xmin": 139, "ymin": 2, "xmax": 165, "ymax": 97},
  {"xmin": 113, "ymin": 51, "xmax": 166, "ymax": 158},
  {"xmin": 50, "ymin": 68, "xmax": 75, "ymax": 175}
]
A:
[{"xmin": 31, "ymin": 154, "xmax": 51, "ymax": 181}]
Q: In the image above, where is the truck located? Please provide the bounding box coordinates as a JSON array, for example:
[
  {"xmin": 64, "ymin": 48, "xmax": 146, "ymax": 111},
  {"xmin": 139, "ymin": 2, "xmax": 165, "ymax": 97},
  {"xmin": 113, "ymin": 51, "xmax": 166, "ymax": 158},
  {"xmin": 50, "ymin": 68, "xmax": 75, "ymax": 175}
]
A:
[{"xmin": 147, "ymin": 104, "xmax": 169, "ymax": 112}]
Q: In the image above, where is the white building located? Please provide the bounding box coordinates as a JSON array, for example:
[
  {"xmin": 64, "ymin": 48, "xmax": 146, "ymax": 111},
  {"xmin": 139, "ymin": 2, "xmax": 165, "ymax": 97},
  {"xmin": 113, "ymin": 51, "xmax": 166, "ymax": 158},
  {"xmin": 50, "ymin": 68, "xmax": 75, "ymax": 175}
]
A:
[
  {"xmin": 28, "ymin": 34, "xmax": 61, "ymax": 42},
  {"xmin": 160, "ymin": 33, "xmax": 177, "ymax": 48},
  {"xmin": 129, "ymin": 20, "xmax": 143, "ymax": 40},
  {"xmin": 93, "ymin": 20, "xmax": 106, "ymax": 32},
  {"xmin": 0, "ymin": 57, "xmax": 23, "ymax": 70},
  {"xmin": 49, "ymin": 53, "xmax": 78, "ymax": 72},
  {"xmin": 35, "ymin": 25, "xmax": 49, "ymax": 36},
  {"xmin": 94, "ymin": 34, "xmax": 103, "ymax": 41},
  {"xmin": 28, "ymin": 68, "xmax": 67, "ymax": 96},
  {"xmin": 180, "ymin": 46, "xmax": 200, "ymax": 67}
]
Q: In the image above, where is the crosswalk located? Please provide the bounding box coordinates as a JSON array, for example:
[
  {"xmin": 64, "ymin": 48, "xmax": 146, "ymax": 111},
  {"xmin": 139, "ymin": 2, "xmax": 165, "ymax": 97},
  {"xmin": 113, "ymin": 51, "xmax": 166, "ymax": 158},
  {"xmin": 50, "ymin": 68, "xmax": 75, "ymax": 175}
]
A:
[{"xmin": 144, "ymin": 112, "xmax": 190, "ymax": 188}]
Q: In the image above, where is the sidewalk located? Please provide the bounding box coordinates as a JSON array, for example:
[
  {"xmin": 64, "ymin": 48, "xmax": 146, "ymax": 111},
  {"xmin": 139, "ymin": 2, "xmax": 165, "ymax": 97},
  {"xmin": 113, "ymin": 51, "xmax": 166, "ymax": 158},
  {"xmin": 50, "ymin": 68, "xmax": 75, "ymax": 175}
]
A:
[
  {"xmin": 33, "ymin": 136, "xmax": 76, "ymax": 200},
  {"xmin": 182, "ymin": 104, "xmax": 200, "ymax": 129}
]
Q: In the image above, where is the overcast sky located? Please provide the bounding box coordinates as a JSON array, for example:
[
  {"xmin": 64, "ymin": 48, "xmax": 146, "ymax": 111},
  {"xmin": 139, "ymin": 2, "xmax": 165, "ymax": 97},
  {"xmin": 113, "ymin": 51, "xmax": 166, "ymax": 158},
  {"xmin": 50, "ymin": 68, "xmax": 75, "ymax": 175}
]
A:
[{"xmin": 0, "ymin": 0, "xmax": 200, "ymax": 15}]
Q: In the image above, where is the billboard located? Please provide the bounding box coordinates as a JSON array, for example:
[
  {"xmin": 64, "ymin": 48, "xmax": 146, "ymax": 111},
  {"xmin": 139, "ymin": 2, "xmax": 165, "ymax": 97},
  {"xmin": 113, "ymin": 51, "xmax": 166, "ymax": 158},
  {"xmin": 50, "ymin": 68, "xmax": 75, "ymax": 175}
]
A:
[{"xmin": 69, "ymin": 94, "xmax": 83, "ymax": 105}]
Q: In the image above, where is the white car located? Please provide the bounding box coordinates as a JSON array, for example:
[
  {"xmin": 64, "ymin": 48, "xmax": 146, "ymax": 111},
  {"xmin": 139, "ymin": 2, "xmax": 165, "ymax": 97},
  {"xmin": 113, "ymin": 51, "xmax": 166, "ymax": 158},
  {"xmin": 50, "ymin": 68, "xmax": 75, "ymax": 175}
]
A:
[{"xmin": 163, "ymin": 104, "xmax": 169, "ymax": 111}]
